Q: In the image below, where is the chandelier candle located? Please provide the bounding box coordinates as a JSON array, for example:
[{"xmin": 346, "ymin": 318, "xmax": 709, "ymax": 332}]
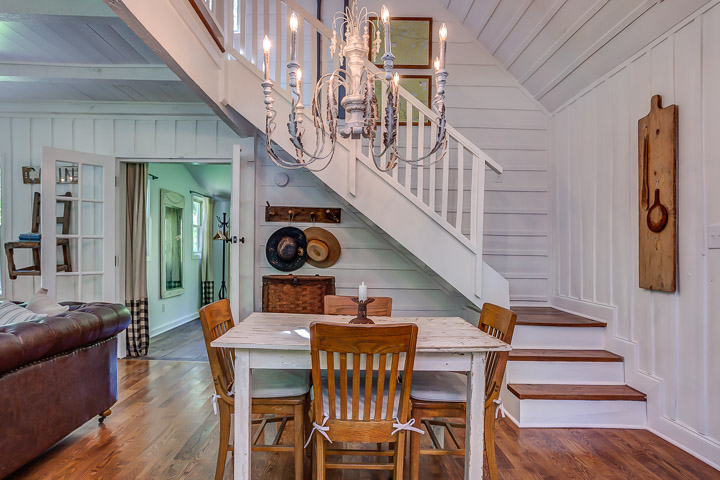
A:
[
  {"xmin": 439, "ymin": 23, "xmax": 447, "ymax": 70},
  {"xmin": 262, "ymin": 36, "xmax": 271, "ymax": 82},
  {"xmin": 381, "ymin": 6, "xmax": 391, "ymax": 55},
  {"xmin": 289, "ymin": 13, "xmax": 298, "ymax": 63}
]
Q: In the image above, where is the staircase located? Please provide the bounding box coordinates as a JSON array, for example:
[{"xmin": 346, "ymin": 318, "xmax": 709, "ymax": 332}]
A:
[
  {"xmin": 107, "ymin": 0, "xmax": 509, "ymax": 308},
  {"xmin": 502, "ymin": 307, "xmax": 647, "ymax": 428}
]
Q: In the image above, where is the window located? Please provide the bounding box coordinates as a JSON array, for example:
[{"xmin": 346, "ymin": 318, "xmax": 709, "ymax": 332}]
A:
[
  {"xmin": 233, "ymin": 0, "xmax": 239, "ymax": 32},
  {"xmin": 192, "ymin": 196, "xmax": 204, "ymax": 259}
]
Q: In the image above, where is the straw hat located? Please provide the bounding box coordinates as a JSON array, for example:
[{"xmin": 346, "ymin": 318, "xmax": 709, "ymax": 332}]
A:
[
  {"xmin": 304, "ymin": 227, "xmax": 341, "ymax": 268},
  {"xmin": 266, "ymin": 227, "xmax": 307, "ymax": 272}
]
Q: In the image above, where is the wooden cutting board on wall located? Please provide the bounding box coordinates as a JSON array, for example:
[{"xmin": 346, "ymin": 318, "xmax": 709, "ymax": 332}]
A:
[{"xmin": 638, "ymin": 95, "xmax": 678, "ymax": 292}]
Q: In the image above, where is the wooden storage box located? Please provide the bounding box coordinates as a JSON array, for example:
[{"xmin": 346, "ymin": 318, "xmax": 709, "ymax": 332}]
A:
[{"xmin": 261, "ymin": 275, "xmax": 336, "ymax": 314}]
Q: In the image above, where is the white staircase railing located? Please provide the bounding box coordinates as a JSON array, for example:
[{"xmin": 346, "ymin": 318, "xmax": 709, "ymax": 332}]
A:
[{"xmin": 216, "ymin": 0, "xmax": 502, "ymax": 251}]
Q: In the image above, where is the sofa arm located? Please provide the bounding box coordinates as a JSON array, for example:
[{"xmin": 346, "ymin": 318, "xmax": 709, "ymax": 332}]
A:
[{"xmin": 0, "ymin": 303, "xmax": 131, "ymax": 376}]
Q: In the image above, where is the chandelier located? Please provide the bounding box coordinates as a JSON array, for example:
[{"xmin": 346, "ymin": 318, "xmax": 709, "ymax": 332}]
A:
[{"xmin": 260, "ymin": 0, "xmax": 449, "ymax": 171}]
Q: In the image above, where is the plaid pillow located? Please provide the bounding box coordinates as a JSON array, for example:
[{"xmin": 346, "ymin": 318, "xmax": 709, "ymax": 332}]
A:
[{"xmin": 0, "ymin": 301, "xmax": 47, "ymax": 326}]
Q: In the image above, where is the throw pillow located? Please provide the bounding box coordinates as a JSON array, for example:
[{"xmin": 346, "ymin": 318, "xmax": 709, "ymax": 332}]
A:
[
  {"xmin": 0, "ymin": 301, "xmax": 47, "ymax": 326},
  {"xmin": 26, "ymin": 288, "xmax": 69, "ymax": 316}
]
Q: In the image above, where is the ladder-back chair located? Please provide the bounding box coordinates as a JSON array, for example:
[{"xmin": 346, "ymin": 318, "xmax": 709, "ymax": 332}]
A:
[
  {"xmin": 408, "ymin": 303, "xmax": 517, "ymax": 480},
  {"xmin": 200, "ymin": 299, "xmax": 311, "ymax": 480},
  {"xmin": 308, "ymin": 322, "xmax": 420, "ymax": 479},
  {"xmin": 4, "ymin": 192, "xmax": 72, "ymax": 279},
  {"xmin": 323, "ymin": 295, "xmax": 393, "ymax": 316}
]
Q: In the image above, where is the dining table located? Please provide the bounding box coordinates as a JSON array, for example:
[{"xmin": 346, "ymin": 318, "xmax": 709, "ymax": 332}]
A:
[{"xmin": 211, "ymin": 312, "xmax": 511, "ymax": 480}]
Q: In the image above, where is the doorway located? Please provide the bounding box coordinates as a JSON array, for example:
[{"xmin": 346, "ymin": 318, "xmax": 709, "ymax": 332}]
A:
[{"xmin": 136, "ymin": 162, "xmax": 231, "ymax": 361}]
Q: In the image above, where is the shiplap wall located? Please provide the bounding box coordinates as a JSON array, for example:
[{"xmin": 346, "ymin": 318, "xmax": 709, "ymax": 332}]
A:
[
  {"xmin": 0, "ymin": 105, "xmax": 237, "ymax": 306},
  {"xmin": 254, "ymin": 145, "xmax": 468, "ymax": 316},
  {"xmin": 322, "ymin": 0, "xmax": 552, "ymax": 304},
  {"xmin": 552, "ymin": 2, "xmax": 720, "ymax": 463}
]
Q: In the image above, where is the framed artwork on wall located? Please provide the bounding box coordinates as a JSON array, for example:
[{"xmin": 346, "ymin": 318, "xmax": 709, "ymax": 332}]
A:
[
  {"xmin": 368, "ymin": 17, "xmax": 433, "ymax": 69},
  {"xmin": 375, "ymin": 75, "xmax": 432, "ymax": 125}
]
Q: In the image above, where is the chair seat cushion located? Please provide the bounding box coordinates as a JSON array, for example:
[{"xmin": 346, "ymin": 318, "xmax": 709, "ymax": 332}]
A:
[
  {"xmin": 410, "ymin": 371, "xmax": 467, "ymax": 403},
  {"xmin": 312, "ymin": 372, "xmax": 401, "ymax": 420},
  {"xmin": 251, "ymin": 369, "xmax": 310, "ymax": 398}
]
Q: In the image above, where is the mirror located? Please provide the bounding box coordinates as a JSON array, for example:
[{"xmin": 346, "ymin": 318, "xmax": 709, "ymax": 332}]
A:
[{"xmin": 160, "ymin": 189, "xmax": 185, "ymax": 298}]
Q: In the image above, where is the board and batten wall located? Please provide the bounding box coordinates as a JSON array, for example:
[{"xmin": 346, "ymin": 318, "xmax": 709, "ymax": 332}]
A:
[
  {"xmin": 316, "ymin": 0, "xmax": 553, "ymax": 305},
  {"xmin": 253, "ymin": 141, "xmax": 468, "ymax": 317},
  {"xmin": 551, "ymin": 2, "xmax": 720, "ymax": 466},
  {"xmin": 0, "ymin": 103, "xmax": 237, "ymax": 307}
]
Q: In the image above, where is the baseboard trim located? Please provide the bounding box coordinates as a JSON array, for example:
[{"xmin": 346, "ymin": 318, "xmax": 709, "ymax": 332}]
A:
[
  {"xmin": 649, "ymin": 417, "xmax": 720, "ymax": 472},
  {"xmin": 549, "ymin": 295, "xmax": 614, "ymax": 323},
  {"xmin": 149, "ymin": 312, "xmax": 198, "ymax": 338}
]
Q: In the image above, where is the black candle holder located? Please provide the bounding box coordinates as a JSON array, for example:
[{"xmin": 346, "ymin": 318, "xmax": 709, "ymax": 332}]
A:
[{"xmin": 349, "ymin": 297, "xmax": 375, "ymax": 324}]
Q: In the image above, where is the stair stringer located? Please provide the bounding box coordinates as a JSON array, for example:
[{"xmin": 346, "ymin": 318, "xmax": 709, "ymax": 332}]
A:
[{"xmin": 107, "ymin": 0, "xmax": 509, "ymax": 310}]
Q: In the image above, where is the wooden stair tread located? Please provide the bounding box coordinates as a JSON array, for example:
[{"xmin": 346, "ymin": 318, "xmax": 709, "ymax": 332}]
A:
[
  {"xmin": 507, "ymin": 384, "xmax": 646, "ymax": 401},
  {"xmin": 513, "ymin": 307, "xmax": 606, "ymax": 327},
  {"xmin": 508, "ymin": 349, "xmax": 623, "ymax": 362}
]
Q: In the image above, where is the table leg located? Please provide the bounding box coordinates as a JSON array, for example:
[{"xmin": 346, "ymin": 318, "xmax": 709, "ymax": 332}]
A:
[
  {"xmin": 465, "ymin": 352, "xmax": 486, "ymax": 480},
  {"xmin": 235, "ymin": 349, "xmax": 251, "ymax": 479}
]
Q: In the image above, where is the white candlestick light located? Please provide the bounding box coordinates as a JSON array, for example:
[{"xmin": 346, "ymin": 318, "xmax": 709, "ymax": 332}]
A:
[
  {"xmin": 262, "ymin": 35, "xmax": 271, "ymax": 81},
  {"xmin": 290, "ymin": 13, "xmax": 298, "ymax": 63},
  {"xmin": 359, "ymin": 282, "xmax": 368, "ymax": 301},
  {"xmin": 381, "ymin": 6, "xmax": 391, "ymax": 55},
  {"xmin": 439, "ymin": 23, "xmax": 447, "ymax": 70}
]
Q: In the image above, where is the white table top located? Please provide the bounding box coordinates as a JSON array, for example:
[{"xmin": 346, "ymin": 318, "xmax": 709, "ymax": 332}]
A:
[{"xmin": 212, "ymin": 312, "xmax": 510, "ymax": 353}]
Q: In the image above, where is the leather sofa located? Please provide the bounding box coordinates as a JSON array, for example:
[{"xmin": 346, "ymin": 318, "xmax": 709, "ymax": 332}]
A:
[{"xmin": 0, "ymin": 303, "xmax": 131, "ymax": 479}]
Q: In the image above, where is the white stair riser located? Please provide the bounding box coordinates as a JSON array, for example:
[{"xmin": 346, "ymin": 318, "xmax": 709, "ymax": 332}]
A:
[
  {"xmin": 512, "ymin": 325, "xmax": 605, "ymax": 349},
  {"xmin": 506, "ymin": 361, "xmax": 625, "ymax": 385},
  {"xmin": 501, "ymin": 387, "xmax": 647, "ymax": 428}
]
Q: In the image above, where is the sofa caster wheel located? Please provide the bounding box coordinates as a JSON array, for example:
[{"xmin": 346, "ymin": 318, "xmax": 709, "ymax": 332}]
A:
[{"xmin": 98, "ymin": 409, "xmax": 112, "ymax": 424}]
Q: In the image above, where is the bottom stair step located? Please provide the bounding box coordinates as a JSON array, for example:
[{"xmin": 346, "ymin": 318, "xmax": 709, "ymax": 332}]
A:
[
  {"xmin": 507, "ymin": 384, "xmax": 646, "ymax": 402},
  {"xmin": 501, "ymin": 384, "xmax": 648, "ymax": 428}
]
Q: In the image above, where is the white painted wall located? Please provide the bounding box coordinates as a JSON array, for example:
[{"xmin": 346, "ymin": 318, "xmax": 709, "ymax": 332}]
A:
[
  {"xmin": 319, "ymin": 0, "xmax": 552, "ymax": 304},
  {"xmin": 0, "ymin": 103, "xmax": 237, "ymax": 303},
  {"xmin": 253, "ymin": 144, "xmax": 467, "ymax": 317},
  {"xmin": 146, "ymin": 163, "xmax": 212, "ymax": 337},
  {"xmin": 551, "ymin": 1, "xmax": 720, "ymax": 466}
]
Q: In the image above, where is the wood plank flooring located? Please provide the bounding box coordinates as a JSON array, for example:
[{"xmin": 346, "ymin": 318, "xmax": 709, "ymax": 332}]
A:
[
  {"xmin": 146, "ymin": 319, "xmax": 208, "ymax": 361},
  {"xmin": 7, "ymin": 358, "xmax": 719, "ymax": 480}
]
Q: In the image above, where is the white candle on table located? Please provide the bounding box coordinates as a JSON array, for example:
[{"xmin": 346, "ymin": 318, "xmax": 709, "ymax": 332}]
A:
[{"xmin": 359, "ymin": 282, "xmax": 367, "ymax": 301}]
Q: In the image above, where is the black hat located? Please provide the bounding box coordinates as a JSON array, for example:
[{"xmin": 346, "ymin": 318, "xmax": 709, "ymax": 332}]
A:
[{"xmin": 266, "ymin": 227, "xmax": 307, "ymax": 272}]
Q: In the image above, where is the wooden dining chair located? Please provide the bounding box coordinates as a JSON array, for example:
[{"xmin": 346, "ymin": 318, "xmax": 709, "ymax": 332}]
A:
[
  {"xmin": 308, "ymin": 322, "xmax": 420, "ymax": 479},
  {"xmin": 408, "ymin": 303, "xmax": 517, "ymax": 480},
  {"xmin": 199, "ymin": 299, "xmax": 311, "ymax": 480},
  {"xmin": 323, "ymin": 295, "xmax": 393, "ymax": 316}
]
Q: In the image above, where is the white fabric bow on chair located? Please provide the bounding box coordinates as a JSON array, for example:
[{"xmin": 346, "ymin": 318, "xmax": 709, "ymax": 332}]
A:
[
  {"xmin": 494, "ymin": 398, "xmax": 506, "ymax": 419},
  {"xmin": 211, "ymin": 394, "xmax": 221, "ymax": 415},
  {"xmin": 304, "ymin": 415, "xmax": 332, "ymax": 448},
  {"xmin": 391, "ymin": 417, "xmax": 424, "ymax": 436}
]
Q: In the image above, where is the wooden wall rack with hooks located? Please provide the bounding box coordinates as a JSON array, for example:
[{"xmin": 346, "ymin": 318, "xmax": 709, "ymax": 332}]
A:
[{"xmin": 264, "ymin": 203, "xmax": 342, "ymax": 224}]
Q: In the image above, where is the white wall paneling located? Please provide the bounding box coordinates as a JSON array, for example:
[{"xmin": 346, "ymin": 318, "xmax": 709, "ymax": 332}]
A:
[
  {"xmin": 442, "ymin": 0, "xmax": 713, "ymax": 111},
  {"xmin": 0, "ymin": 106, "xmax": 237, "ymax": 307},
  {"xmin": 551, "ymin": 2, "xmax": 720, "ymax": 466}
]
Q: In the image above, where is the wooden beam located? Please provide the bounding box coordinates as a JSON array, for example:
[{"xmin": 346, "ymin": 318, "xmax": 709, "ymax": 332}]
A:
[
  {"xmin": 0, "ymin": 0, "xmax": 115, "ymax": 17},
  {"xmin": 0, "ymin": 62, "xmax": 180, "ymax": 82}
]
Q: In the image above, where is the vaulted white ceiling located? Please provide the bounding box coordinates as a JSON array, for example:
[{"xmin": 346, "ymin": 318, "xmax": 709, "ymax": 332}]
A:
[
  {"xmin": 0, "ymin": 0, "xmax": 201, "ymax": 103},
  {"xmin": 443, "ymin": 0, "xmax": 712, "ymax": 111}
]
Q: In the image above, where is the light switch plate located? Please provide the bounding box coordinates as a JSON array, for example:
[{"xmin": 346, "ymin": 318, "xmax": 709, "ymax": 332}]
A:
[{"xmin": 709, "ymin": 225, "xmax": 720, "ymax": 249}]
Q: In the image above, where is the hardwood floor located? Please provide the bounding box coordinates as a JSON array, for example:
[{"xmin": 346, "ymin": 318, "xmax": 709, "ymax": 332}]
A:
[
  {"xmin": 146, "ymin": 319, "xmax": 208, "ymax": 362},
  {"xmin": 7, "ymin": 358, "xmax": 718, "ymax": 479}
]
